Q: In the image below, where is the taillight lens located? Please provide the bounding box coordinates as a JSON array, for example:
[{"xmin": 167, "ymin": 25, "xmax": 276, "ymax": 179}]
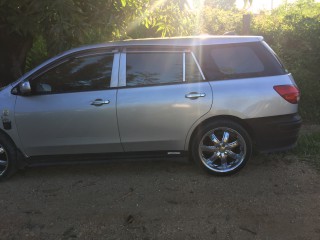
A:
[{"xmin": 273, "ymin": 85, "xmax": 300, "ymax": 104}]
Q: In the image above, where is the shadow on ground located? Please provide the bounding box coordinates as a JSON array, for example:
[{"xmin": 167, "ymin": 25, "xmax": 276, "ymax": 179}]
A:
[{"xmin": 1, "ymin": 153, "xmax": 319, "ymax": 240}]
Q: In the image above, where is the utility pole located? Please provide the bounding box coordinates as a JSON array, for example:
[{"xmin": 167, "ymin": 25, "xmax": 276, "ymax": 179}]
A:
[{"xmin": 242, "ymin": 14, "xmax": 251, "ymax": 35}]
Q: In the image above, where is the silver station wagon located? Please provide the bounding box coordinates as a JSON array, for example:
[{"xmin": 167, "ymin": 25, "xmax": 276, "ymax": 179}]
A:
[{"xmin": 0, "ymin": 36, "xmax": 301, "ymax": 179}]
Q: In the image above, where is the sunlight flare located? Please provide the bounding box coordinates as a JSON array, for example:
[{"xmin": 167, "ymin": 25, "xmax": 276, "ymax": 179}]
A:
[{"xmin": 127, "ymin": 0, "xmax": 169, "ymax": 36}]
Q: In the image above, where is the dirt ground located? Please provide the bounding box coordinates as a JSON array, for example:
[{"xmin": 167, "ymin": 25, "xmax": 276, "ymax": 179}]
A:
[{"xmin": 1, "ymin": 152, "xmax": 320, "ymax": 240}]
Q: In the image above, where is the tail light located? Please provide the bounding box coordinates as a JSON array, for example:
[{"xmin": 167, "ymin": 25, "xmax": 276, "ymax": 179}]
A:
[{"xmin": 273, "ymin": 85, "xmax": 300, "ymax": 104}]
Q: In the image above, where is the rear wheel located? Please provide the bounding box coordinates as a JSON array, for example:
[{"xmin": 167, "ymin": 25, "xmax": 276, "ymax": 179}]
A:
[
  {"xmin": 192, "ymin": 120, "xmax": 252, "ymax": 175},
  {"xmin": 0, "ymin": 134, "xmax": 17, "ymax": 181}
]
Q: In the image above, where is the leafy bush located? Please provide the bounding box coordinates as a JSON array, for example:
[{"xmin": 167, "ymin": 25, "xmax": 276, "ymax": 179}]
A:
[
  {"xmin": 252, "ymin": 0, "xmax": 320, "ymax": 123},
  {"xmin": 200, "ymin": 7, "xmax": 243, "ymax": 34}
]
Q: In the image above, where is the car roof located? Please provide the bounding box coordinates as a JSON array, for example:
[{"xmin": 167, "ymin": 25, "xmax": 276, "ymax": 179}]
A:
[{"xmin": 71, "ymin": 35, "xmax": 263, "ymax": 52}]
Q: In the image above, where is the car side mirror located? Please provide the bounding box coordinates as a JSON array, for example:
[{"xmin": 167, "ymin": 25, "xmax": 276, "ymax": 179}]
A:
[{"xmin": 19, "ymin": 81, "xmax": 32, "ymax": 95}]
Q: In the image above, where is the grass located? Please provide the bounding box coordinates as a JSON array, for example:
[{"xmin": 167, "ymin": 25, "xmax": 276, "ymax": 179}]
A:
[{"xmin": 292, "ymin": 125, "xmax": 320, "ymax": 170}]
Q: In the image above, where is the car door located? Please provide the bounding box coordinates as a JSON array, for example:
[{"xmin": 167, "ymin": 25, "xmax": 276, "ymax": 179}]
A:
[
  {"xmin": 117, "ymin": 50, "xmax": 213, "ymax": 152},
  {"xmin": 14, "ymin": 52, "xmax": 123, "ymax": 156}
]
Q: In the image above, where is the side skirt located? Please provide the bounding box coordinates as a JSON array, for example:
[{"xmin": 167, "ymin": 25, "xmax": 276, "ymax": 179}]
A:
[{"xmin": 24, "ymin": 151, "xmax": 188, "ymax": 167}]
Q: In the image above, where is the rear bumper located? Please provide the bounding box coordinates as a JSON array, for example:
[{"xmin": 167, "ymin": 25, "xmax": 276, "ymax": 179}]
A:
[{"xmin": 245, "ymin": 113, "xmax": 302, "ymax": 153}]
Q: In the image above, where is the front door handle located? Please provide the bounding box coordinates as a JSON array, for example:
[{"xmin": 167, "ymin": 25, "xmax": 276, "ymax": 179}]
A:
[
  {"xmin": 91, "ymin": 99, "xmax": 110, "ymax": 106},
  {"xmin": 185, "ymin": 92, "xmax": 206, "ymax": 99}
]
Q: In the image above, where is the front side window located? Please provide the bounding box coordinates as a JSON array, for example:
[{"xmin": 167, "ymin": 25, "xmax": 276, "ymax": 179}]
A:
[
  {"xmin": 31, "ymin": 53, "xmax": 114, "ymax": 94},
  {"xmin": 126, "ymin": 53, "xmax": 183, "ymax": 87}
]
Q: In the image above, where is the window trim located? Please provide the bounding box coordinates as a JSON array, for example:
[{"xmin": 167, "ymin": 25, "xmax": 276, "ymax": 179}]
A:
[
  {"xmin": 119, "ymin": 52, "xmax": 126, "ymax": 87},
  {"xmin": 191, "ymin": 52, "xmax": 206, "ymax": 80},
  {"xmin": 110, "ymin": 53, "xmax": 120, "ymax": 88},
  {"xmin": 183, "ymin": 52, "xmax": 186, "ymax": 82}
]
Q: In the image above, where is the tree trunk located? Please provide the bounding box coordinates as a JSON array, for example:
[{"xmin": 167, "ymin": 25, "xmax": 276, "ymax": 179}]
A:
[
  {"xmin": 0, "ymin": 28, "xmax": 33, "ymax": 87},
  {"xmin": 242, "ymin": 14, "xmax": 251, "ymax": 35}
]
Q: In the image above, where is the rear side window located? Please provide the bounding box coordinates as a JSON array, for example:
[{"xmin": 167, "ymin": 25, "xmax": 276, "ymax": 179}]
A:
[
  {"xmin": 126, "ymin": 53, "xmax": 182, "ymax": 86},
  {"xmin": 126, "ymin": 51, "xmax": 204, "ymax": 87},
  {"xmin": 211, "ymin": 46, "xmax": 264, "ymax": 75},
  {"xmin": 198, "ymin": 42, "xmax": 286, "ymax": 80},
  {"xmin": 185, "ymin": 53, "xmax": 203, "ymax": 82}
]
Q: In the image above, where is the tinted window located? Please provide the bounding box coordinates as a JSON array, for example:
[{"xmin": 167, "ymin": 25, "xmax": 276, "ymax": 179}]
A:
[
  {"xmin": 198, "ymin": 42, "xmax": 286, "ymax": 80},
  {"xmin": 31, "ymin": 54, "xmax": 113, "ymax": 94},
  {"xmin": 126, "ymin": 53, "xmax": 182, "ymax": 86},
  {"xmin": 211, "ymin": 46, "xmax": 264, "ymax": 75},
  {"xmin": 185, "ymin": 53, "xmax": 203, "ymax": 82}
]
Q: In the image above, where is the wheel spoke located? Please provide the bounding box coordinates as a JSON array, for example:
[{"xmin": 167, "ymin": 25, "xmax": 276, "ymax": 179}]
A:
[
  {"xmin": 210, "ymin": 133, "xmax": 220, "ymax": 145},
  {"xmin": 227, "ymin": 140, "xmax": 239, "ymax": 149},
  {"xmin": 205, "ymin": 152, "xmax": 219, "ymax": 166},
  {"xmin": 0, "ymin": 147, "xmax": 4, "ymax": 154},
  {"xmin": 200, "ymin": 145, "xmax": 217, "ymax": 153},
  {"xmin": 209, "ymin": 152, "xmax": 219, "ymax": 162},
  {"xmin": 226, "ymin": 150, "xmax": 241, "ymax": 160},
  {"xmin": 0, "ymin": 160, "xmax": 7, "ymax": 166},
  {"xmin": 220, "ymin": 153, "xmax": 228, "ymax": 169},
  {"xmin": 222, "ymin": 131, "xmax": 229, "ymax": 143}
]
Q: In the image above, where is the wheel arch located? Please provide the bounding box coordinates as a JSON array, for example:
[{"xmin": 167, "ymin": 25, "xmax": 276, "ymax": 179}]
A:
[
  {"xmin": 0, "ymin": 129, "xmax": 27, "ymax": 169},
  {"xmin": 186, "ymin": 115, "xmax": 255, "ymax": 153},
  {"xmin": 0, "ymin": 129, "xmax": 16, "ymax": 146}
]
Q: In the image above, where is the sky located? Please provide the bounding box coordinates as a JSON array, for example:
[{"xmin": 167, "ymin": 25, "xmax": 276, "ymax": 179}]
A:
[
  {"xmin": 236, "ymin": 0, "xmax": 285, "ymax": 12},
  {"xmin": 187, "ymin": 0, "xmax": 304, "ymax": 13},
  {"xmin": 235, "ymin": 0, "xmax": 320, "ymax": 12}
]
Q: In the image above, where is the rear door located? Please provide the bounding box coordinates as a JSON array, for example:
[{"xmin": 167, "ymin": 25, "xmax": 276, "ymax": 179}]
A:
[
  {"xmin": 14, "ymin": 52, "xmax": 123, "ymax": 156},
  {"xmin": 117, "ymin": 49, "xmax": 213, "ymax": 152}
]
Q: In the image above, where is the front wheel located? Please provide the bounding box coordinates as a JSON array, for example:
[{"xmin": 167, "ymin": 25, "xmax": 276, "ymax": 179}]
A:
[
  {"xmin": 192, "ymin": 120, "xmax": 252, "ymax": 176},
  {"xmin": 0, "ymin": 134, "xmax": 17, "ymax": 181}
]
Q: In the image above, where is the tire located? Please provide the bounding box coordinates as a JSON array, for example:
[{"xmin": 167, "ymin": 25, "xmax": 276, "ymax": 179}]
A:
[
  {"xmin": 0, "ymin": 134, "xmax": 17, "ymax": 181},
  {"xmin": 191, "ymin": 120, "xmax": 252, "ymax": 176}
]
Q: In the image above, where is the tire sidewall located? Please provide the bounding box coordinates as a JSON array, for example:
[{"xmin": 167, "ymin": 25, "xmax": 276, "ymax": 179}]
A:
[
  {"xmin": 0, "ymin": 134, "xmax": 17, "ymax": 181},
  {"xmin": 191, "ymin": 120, "xmax": 252, "ymax": 176}
]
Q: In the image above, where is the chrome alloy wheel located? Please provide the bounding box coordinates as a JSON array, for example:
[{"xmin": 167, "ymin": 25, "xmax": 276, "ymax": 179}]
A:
[
  {"xmin": 198, "ymin": 127, "xmax": 247, "ymax": 173},
  {"xmin": 0, "ymin": 144, "xmax": 8, "ymax": 176}
]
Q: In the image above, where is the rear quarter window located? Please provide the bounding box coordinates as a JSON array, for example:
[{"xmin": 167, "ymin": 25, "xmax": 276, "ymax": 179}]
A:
[{"xmin": 198, "ymin": 42, "xmax": 286, "ymax": 81}]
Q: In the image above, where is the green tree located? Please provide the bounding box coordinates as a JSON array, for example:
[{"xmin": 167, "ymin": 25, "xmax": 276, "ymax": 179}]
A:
[
  {"xmin": 0, "ymin": 0, "xmax": 147, "ymax": 86},
  {"xmin": 252, "ymin": 0, "xmax": 320, "ymax": 122},
  {"xmin": 200, "ymin": 7, "xmax": 242, "ymax": 34}
]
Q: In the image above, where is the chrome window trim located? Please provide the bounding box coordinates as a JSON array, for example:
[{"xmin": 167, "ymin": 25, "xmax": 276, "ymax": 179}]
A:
[
  {"xmin": 183, "ymin": 52, "xmax": 186, "ymax": 82},
  {"xmin": 191, "ymin": 52, "xmax": 206, "ymax": 80},
  {"xmin": 110, "ymin": 53, "xmax": 120, "ymax": 88},
  {"xmin": 119, "ymin": 52, "xmax": 127, "ymax": 87}
]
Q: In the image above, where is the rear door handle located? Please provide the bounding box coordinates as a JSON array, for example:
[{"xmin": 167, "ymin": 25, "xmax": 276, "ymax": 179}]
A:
[
  {"xmin": 91, "ymin": 99, "xmax": 110, "ymax": 106},
  {"xmin": 185, "ymin": 92, "xmax": 206, "ymax": 99}
]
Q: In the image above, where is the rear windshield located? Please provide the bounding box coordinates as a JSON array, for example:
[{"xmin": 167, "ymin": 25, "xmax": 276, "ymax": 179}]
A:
[{"xmin": 196, "ymin": 42, "xmax": 286, "ymax": 81}]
